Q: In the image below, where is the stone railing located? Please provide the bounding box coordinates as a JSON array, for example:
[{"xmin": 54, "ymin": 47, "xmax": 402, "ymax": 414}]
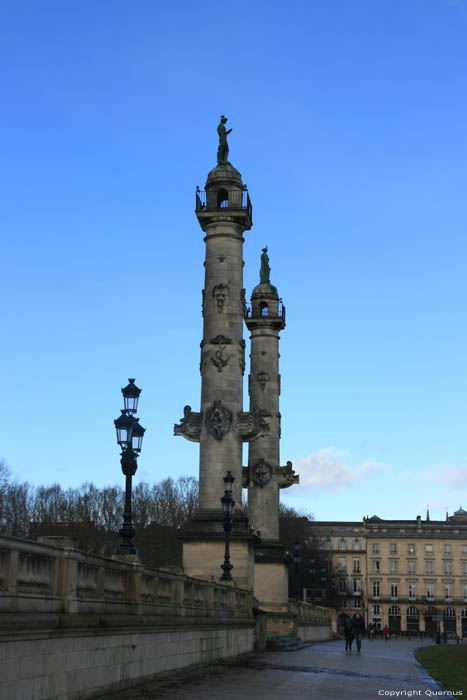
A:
[
  {"xmin": 289, "ymin": 599, "xmax": 332, "ymax": 625},
  {"xmin": 0, "ymin": 535, "xmax": 253, "ymax": 629}
]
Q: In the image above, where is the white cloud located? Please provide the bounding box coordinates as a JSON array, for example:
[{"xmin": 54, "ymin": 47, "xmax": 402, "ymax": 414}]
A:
[
  {"xmin": 423, "ymin": 465, "xmax": 467, "ymax": 488},
  {"xmin": 294, "ymin": 447, "xmax": 387, "ymax": 491}
]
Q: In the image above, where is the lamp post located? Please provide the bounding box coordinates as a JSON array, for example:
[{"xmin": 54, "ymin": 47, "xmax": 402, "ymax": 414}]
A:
[
  {"xmin": 114, "ymin": 379, "xmax": 145, "ymax": 555},
  {"xmin": 293, "ymin": 539, "xmax": 301, "ymax": 600},
  {"xmin": 220, "ymin": 471, "xmax": 235, "ymax": 581}
]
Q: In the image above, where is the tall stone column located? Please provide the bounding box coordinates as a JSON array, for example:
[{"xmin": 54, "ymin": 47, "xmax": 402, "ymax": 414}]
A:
[
  {"xmin": 175, "ymin": 156, "xmax": 265, "ymax": 588},
  {"xmin": 245, "ymin": 250, "xmax": 298, "ymax": 609}
]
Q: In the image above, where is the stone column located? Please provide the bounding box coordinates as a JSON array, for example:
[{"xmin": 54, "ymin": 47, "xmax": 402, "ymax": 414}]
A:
[
  {"xmin": 175, "ymin": 164, "xmax": 259, "ymax": 587},
  {"xmin": 245, "ymin": 261, "xmax": 299, "ymax": 610}
]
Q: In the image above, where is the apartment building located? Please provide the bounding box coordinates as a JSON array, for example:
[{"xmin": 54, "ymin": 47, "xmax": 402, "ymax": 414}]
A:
[{"xmin": 309, "ymin": 507, "xmax": 467, "ymax": 638}]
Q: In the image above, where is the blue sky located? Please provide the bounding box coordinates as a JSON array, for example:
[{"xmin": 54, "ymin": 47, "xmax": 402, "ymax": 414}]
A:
[{"xmin": 1, "ymin": 0, "xmax": 466, "ymax": 522}]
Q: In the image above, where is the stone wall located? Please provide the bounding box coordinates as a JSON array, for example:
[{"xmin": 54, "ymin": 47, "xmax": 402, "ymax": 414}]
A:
[{"xmin": 0, "ymin": 535, "xmax": 255, "ymax": 700}]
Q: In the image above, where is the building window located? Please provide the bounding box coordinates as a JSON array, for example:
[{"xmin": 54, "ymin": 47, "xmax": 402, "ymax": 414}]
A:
[
  {"xmin": 408, "ymin": 544, "xmax": 416, "ymax": 554},
  {"xmin": 352, "ymin": 539, "xmax": 360, "ymax": 550},
  {"xmin": 390, "ymin": 543, "xmax": 398, "ymax": 554},
  {"xmin": 353, "ymin": 579, "xmax": 362, "ymax": 594},
  {"xmin": 443, "ymin": 544, "xmax": 451, "ymax": 554},
  {"xmin": 341, "ymin": 599, "xmax": 347, "ymax": 608},
  {"xmin": 373, "ymin": 581, "xmax": 380, "ymax": 597},
  {"xmin": 463, "ymin": 562, "xmax": 467, "ymax": 576},
  {"xmin": 390, "ymin": 583, "xmax": 398, "ymax": 599},
  {"xmin": 390, "ymin": 560, "xmax": 398, "ymax": 574},
  {"xmin": 462, "ymin": 544, "xmax": 467, "ymax": 555},
  {"xmin": 373, "ymin": 560, "xmax": 380, "ymax": 572},
  {"xmin": 373, "ymin": 604, "xmax": 381, "ymax": 616},
  {"xmin": 445, "ymin": 584, "xmax": 452, "ymax": 600},
  {"xmin": 463, "ymin": 584, "xmax": 467, "ymax": 601},
  {"xmin": 339, "ymin": 538, "xmax": 346, "ymax": 551},
  {"xmin": 425, "ymin": 544, "xmax": 433, "ymax": 554},
  {"xmin": 426, "ymin": 583, "xmax": 434, "ymax": 600},
  {"xmin": 444, "ymin": 562, "xmax": 452, "ymax": 575},
  {"xmin": 353, "ymin": 558, "xmax": 361, "ymax": 573},
  {"xmin": 408, "ymin": 561, "xmax": 416, "ymax": 574},
  {"xmin": 339, "ymin": 558, "xmax": 346, "ymax": 572},
  {"xmin": 408, "ymin": 582, "xmax": 416, "ymax": 599},
  {"xmin": 372, "ymin": 543, "xmax": 380, "ymax": 554},
  {"xmin": 354, "ymin": 599, "xmax": 362, "ymax": 608},
  {"xmin": 339, "ymin": 578, "xmax": 347, "ymax": 594},
  {"xmin": 426, "ymin": 561, "xmax": 434, "ymax": 574}
]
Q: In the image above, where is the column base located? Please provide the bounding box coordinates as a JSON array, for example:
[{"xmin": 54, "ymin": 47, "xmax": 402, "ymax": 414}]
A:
[
  {"xmin": 254, "ymin": 541, "xmax": 290, "ymax": 611},
  {"xmin": 181, "ymin": 510, "xmax": 257, "ymax": 589}
]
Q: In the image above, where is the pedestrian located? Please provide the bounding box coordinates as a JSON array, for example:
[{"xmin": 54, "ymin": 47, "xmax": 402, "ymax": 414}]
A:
[
  {"xmin": 383, "ymin": 624, "xmax": 389, "ymax": 642},
  {"xmin": 352, "ymin": 613, "xmax": 365, "ymax": 653},
  {"xmin": 344, "ymin": 617, "xmax": 355, "ymax": 652},
  {"xmin": 368, "ymin": 622, "xmax": 375, "ymax": 640}
]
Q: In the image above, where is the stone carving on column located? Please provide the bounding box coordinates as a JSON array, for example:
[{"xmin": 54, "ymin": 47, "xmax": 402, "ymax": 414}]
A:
[
  {"xmin": 239, "ymin": 339, "xmax": 246, "ymax": 374},
  {"xmin": 257, "ymin": 372, "xmax": 269, "ymax": 392},
  {"xmin": 199, "ymin": 340, "xmax": 204, "ymax": 375},
  {"xmin": 210, "ymin": 335, "xmax": 232, "ymax": 345},
  {"xmin": 252, "ymin": 458, "xmax": 273, "ymax": 487},
  {"xmin": 210, "ymin": 346, "xmax": 230, "ymax": 372},
  {"xmin": 212, "ymin": 284, "xmax": 230, "ymax": 312},
  {"xmin": 205, "ymin": 400, "xmax": 232, "ymax": 440},
  {"xmin": 277, "ymin": 460, "xmax": 299, "ymax": 488},
  {"xmin": 241, "ymin": 288, "xmax": 247, "ymax": 316},
  {"xmin": 237, "ymin": 405, "xmax": 270, "ymax": 442},
  {"xmin": 174, "ymin": 405, "xmax": 202, "ymax": 442}
]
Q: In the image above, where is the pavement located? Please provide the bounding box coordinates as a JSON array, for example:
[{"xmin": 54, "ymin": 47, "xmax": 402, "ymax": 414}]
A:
[{"xmin": 96, "ymin": 638, "xmax": 444, "ymax": 700}]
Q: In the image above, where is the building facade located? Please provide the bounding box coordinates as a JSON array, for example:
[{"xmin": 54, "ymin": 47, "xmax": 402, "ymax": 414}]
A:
[{"xmin": 309, "ymin": 508, "xmax": 467, "ymax": 638}]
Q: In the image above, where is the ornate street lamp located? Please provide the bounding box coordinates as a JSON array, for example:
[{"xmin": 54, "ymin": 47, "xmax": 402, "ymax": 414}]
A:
[
  {"xmin": 220, "ymin": 471, "xmax": 235, "ymax": 581},
  {"xmin": 293, "ymin": 539, "xmax": 301, "ymax": 600},
  {"xmin": 114, "ymin": 378, "xmax": 145, "ymax": 555}
]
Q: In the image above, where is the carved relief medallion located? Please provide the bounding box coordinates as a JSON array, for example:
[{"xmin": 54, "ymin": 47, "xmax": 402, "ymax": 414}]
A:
[
  {"xmin": 210, "ymin": 346, "xmax": 229, "ymax": 372},
  {"xmin": 210, "ymin": 335, "xmax": 232, "ymax": 344},
  {"xmin": 205, "ymin": 400, "xmax": 232, "ymax": 440},
  {"xmin": 212, "ymin": 284, "xmax": 230, "ymax": 312},
  {"xmin": 252, "ymin": 458, "xmax": 272, "ymax": 487},
  {"xmin": 257, "ymin": 372, "xmax": 269, "ymax": 392}
]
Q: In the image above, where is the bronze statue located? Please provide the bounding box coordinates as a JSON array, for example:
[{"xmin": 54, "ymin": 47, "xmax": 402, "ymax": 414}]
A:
[
  {"xmin": 217, "ymin": 115, "xmax": 232, "ymax": 165},
  {"xmin": 260, "ymin": 247, "xmax": 270, "ymax": 284}
]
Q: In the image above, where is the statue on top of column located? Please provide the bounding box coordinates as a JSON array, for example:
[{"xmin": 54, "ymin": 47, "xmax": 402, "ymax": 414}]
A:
[
  {"xmin": 260, "ymin": 247, "xmax": 270, "ymax": 284},
  {"xmin": 217, "ymin": 115, "xmax": 232, "ymax": 165}
]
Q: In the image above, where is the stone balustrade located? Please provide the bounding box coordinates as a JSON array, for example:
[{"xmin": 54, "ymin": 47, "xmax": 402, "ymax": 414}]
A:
[
  {"xmin": 0, "ymin": 534, "xmax": 252, "ymax": 625},
  {"xmin": 0, "ymin": 535, "xmax": 255, "ymax": 700}
]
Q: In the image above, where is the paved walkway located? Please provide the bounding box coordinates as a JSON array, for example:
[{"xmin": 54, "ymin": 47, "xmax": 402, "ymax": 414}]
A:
[{"xmin": 96, "ymin": 639, "xmax": 442, "ymax": 699}]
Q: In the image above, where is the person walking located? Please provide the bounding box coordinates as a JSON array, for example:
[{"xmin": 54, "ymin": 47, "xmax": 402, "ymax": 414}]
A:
[
  {"xmin": 367, "ymin": 622, "xmax": 375, "ymax": 640},
  {"xmin": 344, "ymin": 617, "xmax": 355, "ymax": 652},
  {"xmin": 352, "ymin": 613, "xmax": 365, "ymax": 653},
  {"xmin": 383, "ymin": 624, "xmax": 390, "ymax": 642}
]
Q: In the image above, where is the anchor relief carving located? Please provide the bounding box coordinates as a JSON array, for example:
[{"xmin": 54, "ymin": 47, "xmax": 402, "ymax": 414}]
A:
[{"xmin": 211, "ymin": 346, "xmax": 229, "ymax": 372}]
